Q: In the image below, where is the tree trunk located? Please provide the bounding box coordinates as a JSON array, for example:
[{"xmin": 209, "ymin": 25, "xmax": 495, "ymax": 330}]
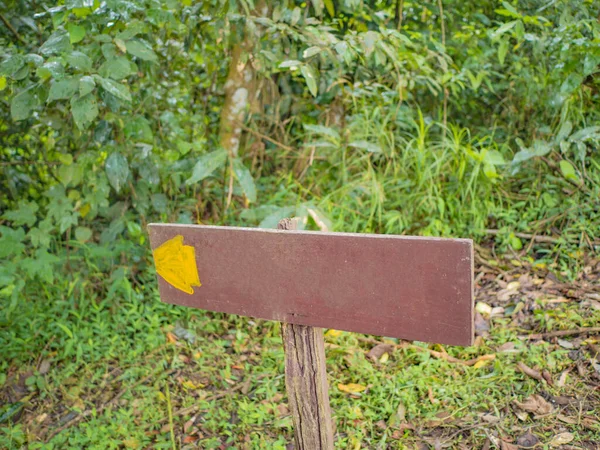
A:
[{"xmin": 218, "ymin": 3, "xmax": 267, "ymax": 157}]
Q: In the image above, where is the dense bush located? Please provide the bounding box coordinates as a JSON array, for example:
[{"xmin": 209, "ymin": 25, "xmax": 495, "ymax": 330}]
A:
[{"xmin": 1, "ymin": 0, "xmax": 599, "ymax": 307}]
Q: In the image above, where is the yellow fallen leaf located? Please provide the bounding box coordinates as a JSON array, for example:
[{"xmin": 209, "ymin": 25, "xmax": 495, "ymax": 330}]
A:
[
  {"xmin": 379, "ymin": 352, "xmax": 389, "ymax": 363},
  {"xmin": 123, "ymin": 437, "xmax": 140, "ymax": 449},
  {"xmin": 325, "ymin": 329, "xmax": 342, "ymax": 338},
  {"xmin": 166, "ymin": 332, "xmax": 177, "ymax": 344},
  {"xmin": 338, "ymin": 383, "xmax": 367, "ymax": 394},
  {"xmin": 506, "ymin": 281, "xmax": 521, "ymax": 290},
  {"xmin": 473, "ymin": 359, "xmax": 491, "ymax": 369}
]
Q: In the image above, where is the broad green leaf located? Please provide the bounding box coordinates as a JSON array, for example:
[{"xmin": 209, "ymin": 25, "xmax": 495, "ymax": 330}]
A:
[
  {"xmin": 311, "ymin": 0, "xmax": 323, "ymax": 15},
  {"xmin": 28, "ymin": 219, "xmax": 53, "ymax": 248},
  {"xmin": 555, "ymin": 120, "xmax": 572, "ymax": 143},
  {"xmin": 258, "ymin": 206, "xmax": 295, "ymax": 229},
  {"xmin": 66, "ymin": 51, "xmax": 92, "ymax": 71},
  {"xmin": 560, "ymin": 73, "xmax": 583, "ymax": 95},
  {"xmin": 508, "ymin": 233, "xmax": 522, "ymax": 250},
  {"xmin": 324, "ymin": 0, "xmax": 335, "ymax": 17},
  {"xmin": 0, "ymin": 226, "xmax": 26, "ymax": 258},
  {"xmin": 559, "ymin": 160, "xmax": 579, "ymax": 182},
  {"xmin": 67, "ymin": 23, "xmax": 86, "ymax": 43},
  {"xmin": 498, "ymin": 39, "xmax": 508, "ymax": 65},
  {"xmin": 233, "ymin": 159, "xmax": 257, "ymax": 203},
  {"xmin": 116, "ymin": 20, "xmax": 146, "ymax": 40},
  {"xmin": 40, "ymin": 30, "xmax": 72, "ymax": 55},
  {"xmin": 125, "ymin": 39, "xmax": 158, "ymax": 62},
  {"xmin": 99, "ymin": 56, "xmax": 134, "ymax": 80},
  {"xmin": 79, "ymin": 75, "xmax": 95, "ymax": 96},
  {"xmin": 74, "ymin": 226, "xmax": 92, "ymax": 242},
  {"xmin": 70, "ymin": 93, "xmax": 98, "ymax": 129},
  {"xmin": 97, "ymin": 77, "xmax": 132, "ymax": 102},
  {"xmin": 349, "ymin": 140, "xmax": 382, "ymax": 153},
  {"xmin": 0, "ymin": 76, "xmax": 6, "ymax": 91},
  {"xmin": 483, "ymin": 150, "xmax": 505, "ymax": 165},
  {"xmin": 11, "ymin": 87, "xmax": 38, "ymax": 121},
  {"xmin": 24, "ymin": 54, "xmax": 44, "ymax": 67},
  {"xmin": 105, "ymin": 153, "xmax": 130, "ymax": 192},
  {"xmin": 186, "ymin": 150, "xmax": 228, "ymax": 185},
  {"xmin": 36, "ymin": 60, "xmax": 65, "ymax": 80},
  {"xmin": 279, "ymin": 60, "xmax": 302, "ymax": 69},
  {"xmin": 2, "ymin": 201, "xmax": 39, "ymax": 227},
  {"xmin": 58, "ymin": 163, "xmax": 83, "ymax": 187},
  {"xmin": 303, "ymin": 124, "xmax": 340, "ymax": 140},
  {"xmin": 301, "ymin": 64, "xmax": 318, "ymax": 97},
  {"xmin": 48, "ymin": 77, "xmax": 79, "ymax": 101},
  {"xmin": 291, "ymin": 7, "xmax": 301, "ymax": 26},
  {"xmin": 151, "ymin": 193, "xmax": 168, "ymax": 213},
  {"xmin": 483, "ymin": 163, "xmax": 498, "ymax": 179},
  {"xmin": 303, "ymin": 46, "xmax": 322, "ymax": 58},
  {"xmin": 124, "ymin": 116, "xmax": 153, "ymax": 142},
  {"xmin": 0, "ymin": 55, "xmax": 25, "ymax": 77},
  {"xmin": 101, "ymin": 43, "xmax": 117, "ymax": 59},
  {"xmin": 491, "ymin": 21, "xmax": 516, "ymax": 41},
  {"xmin": 570, "ymin": 126, "xmax": 600, "ymax": 142}
]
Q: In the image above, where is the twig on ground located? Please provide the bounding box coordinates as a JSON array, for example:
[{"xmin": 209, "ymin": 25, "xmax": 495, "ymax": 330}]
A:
[
  {"xmin": 518, "ymin": 327, "xmax": 600, "ymax": 340},
  {"xmin": 485, "ymin": 229, "xmax": 559, "ymax": 244}
]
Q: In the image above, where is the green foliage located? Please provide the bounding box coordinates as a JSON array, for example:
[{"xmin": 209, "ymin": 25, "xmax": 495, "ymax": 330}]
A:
[{"xmin": 0, "ymin": 0, "xmax": 599, "ymax": 445}]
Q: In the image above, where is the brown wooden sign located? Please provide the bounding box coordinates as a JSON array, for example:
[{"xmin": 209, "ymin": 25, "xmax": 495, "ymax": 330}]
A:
[{"xmin": 148, "ymin": 223, "xmax": 473, "ymax": 345}]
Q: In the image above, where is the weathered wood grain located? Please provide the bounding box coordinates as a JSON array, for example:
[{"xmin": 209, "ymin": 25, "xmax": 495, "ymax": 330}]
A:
[
  {"xmin": 279, "ymin": 218, "xmax": 334, "ymax": 450},
  {"xmin": 148, "ymin": 222, "xmax": 474, "ymax": 345}
]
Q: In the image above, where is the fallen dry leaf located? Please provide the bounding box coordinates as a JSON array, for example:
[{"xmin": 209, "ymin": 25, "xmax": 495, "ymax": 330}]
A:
[
  {"xmin": 514, "ymin": 394, "xmax": 553, "ymax": 416},
  {"xmin": 516, "ymin": 432, "xmax": 539, "ymax": 447},
  {"xmin": 517, "ymin": 362, "xmax": 544, "ymax": 382},
  {"xmin": 549, "ymin": 432, "xmax": 574, "ymax": 446},
  {"xmin": 500, "ymin": 441, "xmax": 518, "ymax": 450},
  {"xmin": 338, "ymin": 383, "xmax": 367, "ymax": 394},
  {"xmin": 475, "ymin": 312, "xmax": 490, "ymax": 335},
  {"xmin": 182, "ymin": 435, "xmax": 198, "ymax": 444},
  {"xmin": 166, "ymin": 332, "xmax": 177, "ymax": 344},
  {"xmin": 557, "ymin": 413, "xmax": 577, "ymax": 425},
  {"xmin": 366, "ymin": 343, "xmax": 393, "ymax": 362}
]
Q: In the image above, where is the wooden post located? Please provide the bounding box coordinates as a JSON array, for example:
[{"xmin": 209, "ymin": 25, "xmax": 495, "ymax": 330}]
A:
[{"xmin": 278, "ymin": 218, "xmax": 334, "ymax": 449}]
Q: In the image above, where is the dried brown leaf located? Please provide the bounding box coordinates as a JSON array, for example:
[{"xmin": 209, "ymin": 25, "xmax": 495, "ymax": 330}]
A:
[
  {"xmin": 500, "ymin": 441, "xmax": 518, "ymax": 450},
  {"xmin": 514, "ymin": 394, "xmax": 553, "ymax": 416},
  {"xmin": 366, "ymin": 343, "xmax": 393, "ymax": 362},
  {"xmin": 517, "ymin": 432, "xmax": 539, "ymax": 448},
  {"xmin": 549, "ymin": 432, "xmax": 574, "ymax": 446},
  {"xmin": 517, "ymin": 362, "xmax": 544, "ymax": 382}
]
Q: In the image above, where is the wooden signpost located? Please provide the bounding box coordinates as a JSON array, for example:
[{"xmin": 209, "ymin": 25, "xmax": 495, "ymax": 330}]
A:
[{"xmin": 148, "ymin": 219, "xmax": 473, "ymax": 448}]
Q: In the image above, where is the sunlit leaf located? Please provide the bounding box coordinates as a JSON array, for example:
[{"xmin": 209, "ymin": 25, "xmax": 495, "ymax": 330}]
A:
[
  {"xmin": 186, "ymin": 150, "xmax": 227, "ymax": 185},
  {"xmin": 105, "ymin": 153, "xmax": 130, "ymax": 192}
]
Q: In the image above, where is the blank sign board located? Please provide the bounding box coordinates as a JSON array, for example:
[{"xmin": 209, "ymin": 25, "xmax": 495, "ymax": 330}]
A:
[{"xmin": 148, "ymin": 224, "xmax": 474, "ymax": 346}]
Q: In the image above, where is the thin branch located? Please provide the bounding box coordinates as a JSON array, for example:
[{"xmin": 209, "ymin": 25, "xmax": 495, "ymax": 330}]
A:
[
  {"xmin": 0, "ymin": 13, "xmax": 27, "ymax": 44},
  {"xmin": 437, "ymin": 0, "xmax": 446, "ymax": 46},
  {"xmin": 396, "ymin": 0, "xmax": 404, "ymax": 31},
  {"xmin": 236, "ymin": 122, "xmax": 294, "ymax": 152}
]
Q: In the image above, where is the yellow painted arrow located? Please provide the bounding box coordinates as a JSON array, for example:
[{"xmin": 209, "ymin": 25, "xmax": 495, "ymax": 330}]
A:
[{"xmin": 152, "ymin": 235, "xmax": 201, "ymax": 294}]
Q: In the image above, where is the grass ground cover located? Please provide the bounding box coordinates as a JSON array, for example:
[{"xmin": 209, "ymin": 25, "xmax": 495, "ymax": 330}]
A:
[{"xmin": 1, "ymin": 245, "xmax": 598, "ymax": 449}]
